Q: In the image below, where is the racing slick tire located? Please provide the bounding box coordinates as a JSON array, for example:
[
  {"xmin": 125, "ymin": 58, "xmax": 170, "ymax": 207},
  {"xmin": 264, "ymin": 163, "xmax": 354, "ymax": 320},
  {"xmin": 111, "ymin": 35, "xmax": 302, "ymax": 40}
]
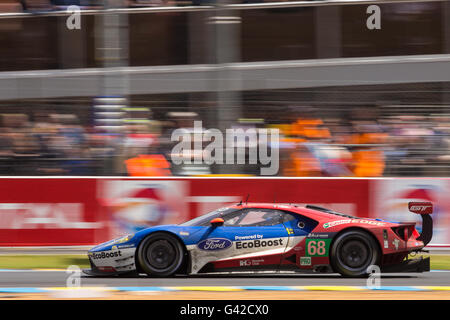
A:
[
  {"xmin": 330, "ymin": 229, "xmax": 380, "ymax": 277},
  {"xmin": 137, "ymin": 232, "xmax": 186, "ymax": 277}
]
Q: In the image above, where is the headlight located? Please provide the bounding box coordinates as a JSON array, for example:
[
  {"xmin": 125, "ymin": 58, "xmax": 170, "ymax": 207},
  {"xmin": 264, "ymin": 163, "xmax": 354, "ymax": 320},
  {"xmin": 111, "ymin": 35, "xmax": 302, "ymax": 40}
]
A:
[{"xmin": 113, "ymin": 234, "xmax": 134, "ymax": 244}]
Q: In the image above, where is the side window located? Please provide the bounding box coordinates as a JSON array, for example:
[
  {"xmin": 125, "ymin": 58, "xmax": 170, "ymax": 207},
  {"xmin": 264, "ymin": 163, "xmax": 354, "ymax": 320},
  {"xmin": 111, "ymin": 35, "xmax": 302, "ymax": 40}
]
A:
[
  {"xmin": 223, "ymin": 209, "xmax": 284, "ymax": 227},
  {"xmin": 280, "ymin": 210, "xmax": 319, "ymax": 232},
  {"xmin": 222, "ymin": 210, "xmax": 244, "ymax": 227},
  {"xmin": 282, "ymin": 212, "xmax": 297, "ymax": 223}
]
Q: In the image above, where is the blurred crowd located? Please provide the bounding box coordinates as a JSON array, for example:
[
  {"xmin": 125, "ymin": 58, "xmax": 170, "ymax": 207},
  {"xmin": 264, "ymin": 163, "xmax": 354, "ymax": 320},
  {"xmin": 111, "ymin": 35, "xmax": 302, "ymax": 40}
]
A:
[
  {"xmin": 276, "ymin": 115, "xmax": 450, "ymax": 177},
  {"xmin": 1, "ymin": 109, "xmax": 450, "ymax": 177}
]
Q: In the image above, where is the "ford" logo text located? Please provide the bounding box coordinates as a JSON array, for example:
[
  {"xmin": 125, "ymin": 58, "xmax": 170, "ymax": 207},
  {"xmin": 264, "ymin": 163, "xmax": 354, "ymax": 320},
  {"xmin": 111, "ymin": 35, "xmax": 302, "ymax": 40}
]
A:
[{"xmin": 197, "ymin": 238, "xmax": 232, "ymax": 251}]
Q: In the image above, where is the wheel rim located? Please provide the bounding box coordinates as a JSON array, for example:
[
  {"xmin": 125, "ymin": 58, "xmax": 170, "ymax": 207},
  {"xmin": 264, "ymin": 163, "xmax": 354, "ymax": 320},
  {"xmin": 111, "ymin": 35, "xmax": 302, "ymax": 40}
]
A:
[
  {"xmin": 146, "ymin": 240, "xmax": 176, "ymax": 270},
  {"xmin": 338, "ymin": 239, "xmax": 371, "ymax": 270}
]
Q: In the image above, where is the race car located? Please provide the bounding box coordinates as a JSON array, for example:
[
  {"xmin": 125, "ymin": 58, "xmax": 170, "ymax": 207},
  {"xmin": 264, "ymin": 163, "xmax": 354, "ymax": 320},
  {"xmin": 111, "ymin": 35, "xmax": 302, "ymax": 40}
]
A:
[{"xmin": 84, "ymin": 201, "xmax": 433, "ymax": 277}]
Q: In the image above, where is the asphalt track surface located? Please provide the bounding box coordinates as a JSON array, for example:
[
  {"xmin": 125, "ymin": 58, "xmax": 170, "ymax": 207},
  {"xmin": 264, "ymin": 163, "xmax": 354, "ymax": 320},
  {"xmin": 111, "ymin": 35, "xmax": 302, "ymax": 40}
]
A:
[{"xmin": 0, "ymin": 270, "xmax": 449, "ymax": 288}]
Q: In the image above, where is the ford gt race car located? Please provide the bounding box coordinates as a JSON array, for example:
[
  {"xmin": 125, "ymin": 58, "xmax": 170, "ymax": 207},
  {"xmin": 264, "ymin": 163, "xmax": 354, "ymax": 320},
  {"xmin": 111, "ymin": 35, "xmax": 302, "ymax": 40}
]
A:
[{"xmin": 84, "ymin": 201, "xmax": 433, "ymax": 277}]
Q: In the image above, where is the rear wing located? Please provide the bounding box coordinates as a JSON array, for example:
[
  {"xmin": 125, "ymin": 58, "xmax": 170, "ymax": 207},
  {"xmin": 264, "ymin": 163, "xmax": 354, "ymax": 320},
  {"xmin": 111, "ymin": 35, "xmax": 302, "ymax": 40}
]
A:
[
  {"xmin": 408, "ymin": 202, "xmax": 433, "ymax": 246},
  {"xmin": 408, "ymin": 202, "xmax": 433, "ymax": 215}
]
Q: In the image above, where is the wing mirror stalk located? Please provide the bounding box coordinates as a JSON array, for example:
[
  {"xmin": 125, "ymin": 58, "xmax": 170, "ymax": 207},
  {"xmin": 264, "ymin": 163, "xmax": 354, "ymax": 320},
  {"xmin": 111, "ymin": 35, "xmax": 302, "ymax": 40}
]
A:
[{"xmin": 210, "ymin": 218, "xmax": 224, "ymax": 227}]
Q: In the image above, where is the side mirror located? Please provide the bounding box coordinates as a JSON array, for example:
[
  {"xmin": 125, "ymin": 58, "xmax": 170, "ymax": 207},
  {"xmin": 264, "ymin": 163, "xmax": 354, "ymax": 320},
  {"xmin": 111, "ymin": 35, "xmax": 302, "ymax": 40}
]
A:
[{"xmin": 210, "ymin": 217, "xmax": 224, "ymax": 227}]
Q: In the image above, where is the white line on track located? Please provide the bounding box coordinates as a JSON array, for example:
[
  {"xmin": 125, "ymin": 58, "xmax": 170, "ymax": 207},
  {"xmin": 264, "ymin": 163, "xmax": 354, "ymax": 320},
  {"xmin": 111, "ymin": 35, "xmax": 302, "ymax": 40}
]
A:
[
  {"xmin": 0, "ymin": 269, "xmax": 66, "ymax": 272},
  {"xmin": 0, "ymin": 269, "xmax": 449, "ymax": 273}
]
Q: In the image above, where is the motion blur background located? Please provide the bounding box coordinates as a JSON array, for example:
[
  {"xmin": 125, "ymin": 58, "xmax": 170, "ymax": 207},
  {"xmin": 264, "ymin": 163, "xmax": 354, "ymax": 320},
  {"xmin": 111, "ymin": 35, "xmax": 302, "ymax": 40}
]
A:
[
  {"xmin": 0, "ymin": 0, "xmax": 450, "ymax": 248},
  {"xmin": 0, "ymin": 0, "xmax": 449, "ymax": 177}
]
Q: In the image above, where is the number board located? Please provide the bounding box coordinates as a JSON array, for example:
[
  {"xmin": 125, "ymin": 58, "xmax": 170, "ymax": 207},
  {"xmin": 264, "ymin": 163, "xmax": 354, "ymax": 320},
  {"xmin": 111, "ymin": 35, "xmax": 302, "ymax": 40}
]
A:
[{"xmin": 305, "ymin": 239, "xmax": 331, "ymax": 257}]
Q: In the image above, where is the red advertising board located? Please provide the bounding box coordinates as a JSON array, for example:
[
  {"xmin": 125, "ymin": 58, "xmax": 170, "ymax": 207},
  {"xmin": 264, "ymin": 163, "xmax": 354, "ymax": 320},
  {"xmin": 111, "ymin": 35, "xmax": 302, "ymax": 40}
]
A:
[
  {"xmin": 187, "ymin": 178, "xmax": 370, "ymax": 220},
  {"xmin": 0, "ymin": 177, "xmax": 448, "ymax": 246},
  {"xmin": 0, "ymin": 178, "xmax": 106, "ymax": 246}
]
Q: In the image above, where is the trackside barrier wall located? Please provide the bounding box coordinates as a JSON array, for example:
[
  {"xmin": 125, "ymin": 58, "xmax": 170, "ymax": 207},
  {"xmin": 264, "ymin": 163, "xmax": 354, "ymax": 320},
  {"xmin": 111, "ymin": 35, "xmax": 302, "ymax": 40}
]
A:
[{"xmin": 0, "ymin": 177, "xmax": 447, "ymax": 246}]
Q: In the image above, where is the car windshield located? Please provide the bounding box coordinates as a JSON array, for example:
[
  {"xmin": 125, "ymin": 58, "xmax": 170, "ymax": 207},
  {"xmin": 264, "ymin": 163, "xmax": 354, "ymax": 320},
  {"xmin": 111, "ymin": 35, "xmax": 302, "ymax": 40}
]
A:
[{"xmin": 179, "ymin": 207, "xmax": 237, "ymax": 227}]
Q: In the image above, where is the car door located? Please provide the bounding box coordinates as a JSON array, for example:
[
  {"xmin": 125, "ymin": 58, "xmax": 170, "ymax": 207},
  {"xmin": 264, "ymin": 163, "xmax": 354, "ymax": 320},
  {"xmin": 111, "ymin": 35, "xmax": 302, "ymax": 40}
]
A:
[
  {"xmin": 279, "ymin": 210, "xmax": 320, "ymax": 269},
  {"xmin": 190, "ymin": 208, "xmax": 290, "ymax": 273}
]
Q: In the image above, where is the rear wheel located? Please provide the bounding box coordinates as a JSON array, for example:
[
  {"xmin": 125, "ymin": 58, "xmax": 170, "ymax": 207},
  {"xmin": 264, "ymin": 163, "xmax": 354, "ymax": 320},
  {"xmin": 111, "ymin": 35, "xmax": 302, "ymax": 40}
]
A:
[
  {"xmin": 137, "ymin": 233, "xmax": 185, "ymax": 277},
  {"xmin": 330, "ymin": 230, "xmax": 379, "ymax": 277}
]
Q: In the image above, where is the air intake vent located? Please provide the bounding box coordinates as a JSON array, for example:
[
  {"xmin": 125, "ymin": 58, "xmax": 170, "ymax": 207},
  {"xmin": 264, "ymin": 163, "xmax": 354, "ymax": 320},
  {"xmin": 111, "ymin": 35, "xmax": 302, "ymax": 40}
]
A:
[{"xmin": 391, "ymin": 226, "xmax": 413, "ymax": 241}]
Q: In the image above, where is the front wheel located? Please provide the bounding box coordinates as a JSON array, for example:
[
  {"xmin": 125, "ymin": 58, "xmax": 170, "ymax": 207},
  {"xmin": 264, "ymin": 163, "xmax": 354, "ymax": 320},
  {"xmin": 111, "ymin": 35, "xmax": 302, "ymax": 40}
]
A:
[
  {"xmin": 137, "ymin": 232, "xmax": 185, "ymax": 277},
  {"xmin": 330, "ymin": 230, "xmax": 380, "ymax": 277}
]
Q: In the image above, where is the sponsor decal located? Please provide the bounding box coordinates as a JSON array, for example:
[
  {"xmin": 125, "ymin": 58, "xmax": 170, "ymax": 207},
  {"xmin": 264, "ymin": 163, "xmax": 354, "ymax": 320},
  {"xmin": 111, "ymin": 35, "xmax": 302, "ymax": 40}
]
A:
[
  {"xmin": 383, "ymin": 230, "xmax": 389, "ymax": 249},
  {"xmin": 240, "ymin": 260, "xmax": 251, "ymax": 267},
  {"xmin": 274, "ymin": 205, "xmax": 291, "ymax": 209},
  {"xmin": 235, "ymin": 238, "xmax": 284, "ymax": 249},
  {"xmin": 101, "ymin": 180, "xmax": 187, "ymax": 238},
  {"xmin": 305, "ymin": 239, "xmax": 331, "ymax": 257},
  {"xmin": 252, "ymin": 259, "xmax": 264, "ymax": 266},
  {"xmin": 234, "ymin": 234, "xmax": 263, "ymax": 241},
  {"xmin": 392, "ymin": 238, "xmax": 400, "ymax": 250},
  {"xmin": 0, "ymin": 203, "xmax": 98, "ymax": 229},
  {"xmin": 307, "ymin": 233, "xmax": 331, "ymax": 239},
  {"xmin": 98, "ymin": 266, "xmax": 116, "ymax": 273},
  {"xmin": 179, "ymin": 231, "xmax": 190, "ymax": 236},
  {"xmin": 323, "ymin": 219, "xmax": 385, "ymax": 229},
  {"xmin": 300, "ymin": 257, "xmax": 311, "ymax": 266},
  {"xmin": 91, "ymin": 250, "xmax": 122, "ymax": 260},
  {"xmin": 197, "ymin": 238, "xmax": 232, "ymax": 251},
  {"xmin": 239, "ymin": 259, "xmax": 264, "ymax": 267},
  {"xmin": 286, "ymin": 228, "xmax": 294, "ymax": 235},
  {"xmin": 408, "ymin": 202, "xmax": 433, "ymax": 214}
]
